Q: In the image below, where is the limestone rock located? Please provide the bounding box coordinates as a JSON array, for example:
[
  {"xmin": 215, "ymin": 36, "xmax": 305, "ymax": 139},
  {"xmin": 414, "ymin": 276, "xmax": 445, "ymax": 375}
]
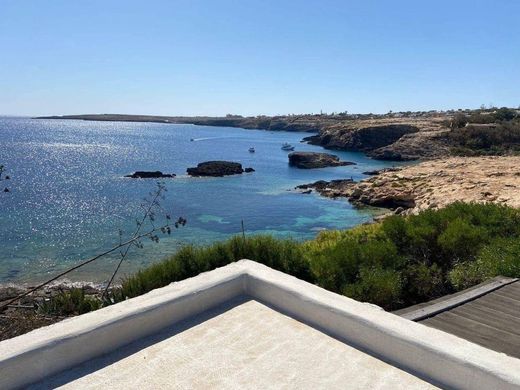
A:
[
  {"xmin": 288, "ymin": 152, "xmax": 355, "ymax": 169},
  {"xmin": 187, "ymin": 161, "xmax": 247, "ymax": 177}
]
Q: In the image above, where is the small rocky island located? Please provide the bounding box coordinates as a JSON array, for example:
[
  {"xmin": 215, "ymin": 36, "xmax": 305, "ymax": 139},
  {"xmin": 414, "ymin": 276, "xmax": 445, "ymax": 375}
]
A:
[
  {"xmin": 125, "ymin": 171, "xmax": 176, "ymax": 179},
  {"xmin": 187, "ymin": 161, "xmax": 254, "ymax": 177},
  {"xmin": 288, "ymin": 152, "xmax": 355, "ymax": 169}
]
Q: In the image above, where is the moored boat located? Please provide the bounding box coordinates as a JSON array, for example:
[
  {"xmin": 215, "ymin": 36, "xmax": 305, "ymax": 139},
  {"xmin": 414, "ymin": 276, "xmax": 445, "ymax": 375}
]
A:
[{"xmin": 281, "ymin": 142, "xmax": 295, "ymax": 151}]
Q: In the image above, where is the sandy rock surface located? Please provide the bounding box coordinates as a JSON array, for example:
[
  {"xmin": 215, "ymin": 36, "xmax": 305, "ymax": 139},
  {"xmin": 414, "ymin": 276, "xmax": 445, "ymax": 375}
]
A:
[{"xmin": 298, "ymin": 156, "xmax": 520, "ymax": 215}]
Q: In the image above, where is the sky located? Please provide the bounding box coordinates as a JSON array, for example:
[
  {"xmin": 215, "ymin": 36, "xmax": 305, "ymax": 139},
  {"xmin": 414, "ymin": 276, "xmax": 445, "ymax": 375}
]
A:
[{"xmin": 0, "ymin": 0, "xmax": 519, "ymax": 116}]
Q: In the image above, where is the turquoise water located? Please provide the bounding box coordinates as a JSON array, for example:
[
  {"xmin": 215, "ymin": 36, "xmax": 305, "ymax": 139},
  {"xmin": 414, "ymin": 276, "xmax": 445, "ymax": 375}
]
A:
[{"xmin": 0, "ymin": 117, "xmax": 398, "ymax": 283}]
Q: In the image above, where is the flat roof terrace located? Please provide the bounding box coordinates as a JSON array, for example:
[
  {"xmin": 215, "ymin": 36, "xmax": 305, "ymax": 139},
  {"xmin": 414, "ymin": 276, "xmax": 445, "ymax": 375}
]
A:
[
  {"xmin": 32, "ymin": 298, "xmax": 436, "ymax": 389},
  {"xmin": 2, "ymin": 261, "xmax": 520, "ymax": 389}
]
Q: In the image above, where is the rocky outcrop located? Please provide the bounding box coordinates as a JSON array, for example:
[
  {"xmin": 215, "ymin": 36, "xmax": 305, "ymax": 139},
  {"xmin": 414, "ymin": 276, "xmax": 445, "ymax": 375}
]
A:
[
  {"xmin": 296, "ymin": 179, "xmax": 355, "ymax": 197},
  {"xmin": 288, "ymin": 152, "xmax": 355, "ymax": 169},
  {"xmin": 305, "ymin": 124, "xmax": 419, "ymax": 151},
  {"xmin": 348, "ymin": 184, "xmax": 416, "ymax": 209},
  {"xmin": 187, "ymin": 161, "xmax": 253, "ymax": 177},
  {"xmin": 125, "ymin": 171, "xmax": 175, "ymax": 179},
  {"xmin": 303, "ymin": 117, "xmax": 451, "ymax": 161},
  {"xmin": 367, "ymin": 129, "xmax": 450, "ymax": 161},
  {"xmin": 298, "ymin": 156, "xmax": 520, "ymax": 215}
]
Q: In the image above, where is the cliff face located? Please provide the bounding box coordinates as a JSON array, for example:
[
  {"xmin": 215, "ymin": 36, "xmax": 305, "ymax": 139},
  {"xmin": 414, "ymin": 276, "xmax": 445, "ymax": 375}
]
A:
[
  {"xmin": 368, "ymin": 129, "xmax": 451, "ymax": 161},
  {"xmin": 304, "ymin": 117, "xmax": 450, "ymax": 161},
  {"xmin": 305, "ymin": 124, "xmax": 419, "ymax": 151}
]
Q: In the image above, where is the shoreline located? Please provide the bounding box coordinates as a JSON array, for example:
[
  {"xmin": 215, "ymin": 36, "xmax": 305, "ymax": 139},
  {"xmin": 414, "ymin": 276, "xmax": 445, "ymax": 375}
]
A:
[
  {"xmin": 0, "ymin": 282, "xmax": 108, "ymax": 341},
  {"xmin": 296, "ymin": 156, "xmax": 520, "ymax": 215},
  {"xmin": 35, "ymin": 113, "xmax": 455, "ymax": 162}
]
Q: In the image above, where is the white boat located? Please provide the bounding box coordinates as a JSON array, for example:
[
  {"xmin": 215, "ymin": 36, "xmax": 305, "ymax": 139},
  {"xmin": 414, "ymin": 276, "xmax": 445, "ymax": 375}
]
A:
[
  {"xmin": 281, "ymin": 142, "xmax": 295, "ymax": 151},
  {"xmin": 249, "ymin": 147, "xmax": 255, "ymax": 153}
]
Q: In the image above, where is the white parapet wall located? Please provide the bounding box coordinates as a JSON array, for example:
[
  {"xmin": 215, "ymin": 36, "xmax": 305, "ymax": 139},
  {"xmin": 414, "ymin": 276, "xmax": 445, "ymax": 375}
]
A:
[{"xmin": 1, "ymin": 260, "xmax": 520, "ymax": 389}]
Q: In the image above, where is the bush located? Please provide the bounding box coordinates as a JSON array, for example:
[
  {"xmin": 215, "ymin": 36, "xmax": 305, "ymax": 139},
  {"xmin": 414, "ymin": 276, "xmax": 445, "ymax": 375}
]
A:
[
  {"xmin": 494, "ymin": 107, "xmax": 518, "ymax": 122},
  {"xmin": 447, "ymin": 119, "xmax": 520, "ymax": 154},
  {"xmin": 451, "ymin": 112, "xmax": 468, "ymax": 128},
  {"xmin": 343, "ymin": 266, "xmax": 402, "ymax": 309},
  {"xmin": 449, "ymin": 237, "xmax": 520, "ymax": 289},
  {"xmin": 437, "ymin": 218, "xmax": 487, "ymax": 262},
  {"xmin": 38, "ymin": 288, "xmax": 102, "ymax": 316},
  {"xmin": 304, "ymin": 224, "xmax": 402, "ymax": 296},
  {"xmin": 117, "ymin": 235, "xmax": 310, "ymax": 300},
  {"xmin": 401, "ymin": 263, "xmax": 445, "ymax": 304}
]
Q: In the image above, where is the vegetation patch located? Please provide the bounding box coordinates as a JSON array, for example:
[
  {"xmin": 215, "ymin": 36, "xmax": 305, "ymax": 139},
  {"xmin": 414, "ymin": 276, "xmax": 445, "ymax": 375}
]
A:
[
  {"xmin": 106, "ymin": 202, "xmax": 520, "ymax": 311},
  {"xmin": 30, "ymin": 203, "xmax": 520, "ymax": 317},
  {"xmin": 447, "ymin": 108, "xmax": 520, "ymax": 155}
]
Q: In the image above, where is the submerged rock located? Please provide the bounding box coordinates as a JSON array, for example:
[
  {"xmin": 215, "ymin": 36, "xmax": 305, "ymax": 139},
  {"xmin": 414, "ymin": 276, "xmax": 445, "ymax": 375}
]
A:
[
  {"xmin": 125, "ymin": 171, "xmax": 176, "ymax": 179},
  {"xmin": 288, "ymin": 152, "xmax": 355, "ymax": 169},
  {"xmin": 187, "ymin": 161, "xmax": 249, "ymax": 177},
  {"xmin": 244, "ymin": 167, "xmax": 255, "ymax": 173}
]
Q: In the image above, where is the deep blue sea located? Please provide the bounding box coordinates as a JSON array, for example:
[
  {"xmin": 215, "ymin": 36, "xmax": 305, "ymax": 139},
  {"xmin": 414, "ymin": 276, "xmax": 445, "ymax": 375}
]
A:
[{"xmin": 0, "ymin": 117, "xmax": 399, "ymax": 283}]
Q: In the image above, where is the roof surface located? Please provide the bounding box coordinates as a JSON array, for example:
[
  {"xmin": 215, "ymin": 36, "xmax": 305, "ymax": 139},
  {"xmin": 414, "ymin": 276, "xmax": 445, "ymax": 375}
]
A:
[
  {"xmin": 30, "ymin": 297, "xmax": 437, "ymax": 389},
  {"xmin": 395, "ymin": 277, "xmax": 520, "ymax": 358}
]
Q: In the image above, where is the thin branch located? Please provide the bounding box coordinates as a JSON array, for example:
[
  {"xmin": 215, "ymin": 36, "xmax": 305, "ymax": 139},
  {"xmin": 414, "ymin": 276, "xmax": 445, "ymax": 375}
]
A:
[{"xmin": 101, "ymin": 183, "xmax": 166, "ymax": 299}]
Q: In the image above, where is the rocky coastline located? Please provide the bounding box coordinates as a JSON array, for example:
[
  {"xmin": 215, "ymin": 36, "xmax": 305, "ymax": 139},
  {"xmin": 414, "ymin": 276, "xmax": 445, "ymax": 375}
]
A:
[
  {"xmin": 38, "ymin": 108, "xmax": 520, "ymax": 164},
  {"xmin": 296, "ymin": 156, "xmax": 520, "ymax": 215},
  {"xmin": 40, "ymin": 109, "xmax": 520, "ymax": 215},
  {"xmin": 37, "ymin": 113, "xmax": 453, "ymax": 161}
]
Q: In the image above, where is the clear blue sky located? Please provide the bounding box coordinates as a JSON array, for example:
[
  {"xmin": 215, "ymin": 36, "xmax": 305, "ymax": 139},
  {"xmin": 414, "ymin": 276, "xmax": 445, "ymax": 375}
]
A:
[{"xmin": 1, "ymin": 0, "xmax": 519, "ymax": 116}]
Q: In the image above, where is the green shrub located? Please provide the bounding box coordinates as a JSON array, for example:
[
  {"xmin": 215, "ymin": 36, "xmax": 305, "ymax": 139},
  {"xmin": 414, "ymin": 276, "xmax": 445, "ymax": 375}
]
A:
[
  {"xmin": 117, "ymin": 235, "xmax": 310, "ymax": 300},
  {"xmin": 447, "ymin": 119, "xmax": 520, "ymax": 154},
  {"xmin": 38, "ymin": 288, "xmax": 102, "ymax": 316},
  {"xmin": 401, "ymin": 263, "xmax": 445, "ymax": 304},
  {"xmin": 437, "ymin": 218, "xmax": 486, "ymax": 263},
  {"xmin": 449, "ymin": 237, "xmax": 520, "ymax": 289},
  {"xmin": 494, "ymin": 107, "xmax": 518, "ymax": 122},
  {"xmin": 305, "ymin": 224, "xmax": 402, "ymax": 295},
  {"xmin": 381, "ymin": 202, "xmax": 520, "ymax": 268},
  {"xmin": 306, "ymin": 237, "xmax": 362, "ymax": 292},
  {"xmin": 343, "ymin": 266, "xmax": 402, "ymax": 309}
]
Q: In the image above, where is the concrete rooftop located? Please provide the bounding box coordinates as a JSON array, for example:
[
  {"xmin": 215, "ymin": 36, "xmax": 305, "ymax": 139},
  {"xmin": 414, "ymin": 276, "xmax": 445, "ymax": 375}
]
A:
[
  {"xmin": 31, "ymin": 298, "xmax": 436, "ymax": 389},
  {"xmin": 2, "ymin": 260, "xmax": 520, "ymax": 389}
]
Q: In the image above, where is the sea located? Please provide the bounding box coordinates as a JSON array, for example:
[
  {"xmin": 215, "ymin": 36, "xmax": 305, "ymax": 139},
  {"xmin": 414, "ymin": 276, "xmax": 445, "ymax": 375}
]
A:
[{"xmin": 0, "ymin": 117, "xmax": 399, "ymax": 283}]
